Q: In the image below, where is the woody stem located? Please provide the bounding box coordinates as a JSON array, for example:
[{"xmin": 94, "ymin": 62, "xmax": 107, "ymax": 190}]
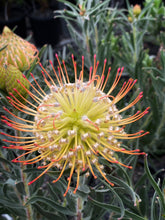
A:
[{"xmin": 20, "ymin": 162, "xmax": 33, "ymax": 220}]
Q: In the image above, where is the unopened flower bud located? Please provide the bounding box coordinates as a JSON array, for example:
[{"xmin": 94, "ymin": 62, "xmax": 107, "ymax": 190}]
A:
[
  {"xmin": 5, "ymin": 64, "xmax": 29, "ymax": 100},
  {"xmin": 0, "ymin": 26, "xmax": 39, "ymax": 71},
  {"xmin": 0, "ymin": 65, "xmax": 7, "ymax": 90},
  {"xmin": 133, "ymin": 4, "xmax": 141, "ymax": 17}
]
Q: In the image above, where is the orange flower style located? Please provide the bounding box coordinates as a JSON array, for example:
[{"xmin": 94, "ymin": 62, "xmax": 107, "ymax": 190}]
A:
[{"xmin": 1, "ymin": 54, "xmax": 149, "ymax": 196}]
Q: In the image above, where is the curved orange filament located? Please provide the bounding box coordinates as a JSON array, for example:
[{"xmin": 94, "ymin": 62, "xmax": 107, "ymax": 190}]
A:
[
  {"xmin": 28, "ymin": 162, "xmax": 54, "ymax": 185},
  {"xmin": 115, "ymin": 131, "xmax": 149, "ymax": 139},
  {"xmin": 41, "ymin": 71, "xmax": 51, "ymax": 88},
  {"xmin": 20, "ymin": 150, "xmax": 52, "ymax": 165},
  {"xmin": 63, "ymin": 157, "xmax": 75, "ymax": 196},
  {"xmin": 11, "ymin": 89, "xmax": 37, "ymax": 109},
  {"xmin": 86, "ymin": 140, "xmax": 98, "ymax": 155},
  {"xmin": 49, "ymin": 60, "xmax": 61, "ymax": 86},
  {"xmin": 55, "ymin": 54, "xmax": 67, "ymax": 84},
  {"xmin": 2, "ymin": 118, "xmax": 34, "ymax": 129},
  {"xmin": 96, "ymin": 164, "xmax": 114, "ymax": 186},
  {"xmin": 1, "ymin": 117, "xmax": 33, "ymax": 127},
  {"xmin": 116, "ymin": 92, "xmax": 143, "ymax": 114},
  {"xmin": 72, "ymin": 54, "xmax": 77, "ymax": 82},
  {"xmin": 0, "ymin": 132, "xmax": 35, "ymax": 139},
  {"xmin": 7, "ymin": 96, "xmax": 36, "ymax": 113},
  {"xmin": 23, "ymin": 74, "xmax": 45, "ymax": 98},
  {"xmin": 52, "ymin": 160, "xmax": 68, "ymax": 183},
  {"xmin": 37, "ymin": 103, "xmax": 58, "ymax": 113},
  {"xmin": 39, "ymin": 63, "xmax": 56, "ymax": 86},
  {"xmin": 107, "ymin": 67, "xmax": 123, "ymax": 95},
  {"xmin": 98, "ymin": 139, "xmax": 145, "ymax": 155},
  {"xmin": 12, "ymin": 149, "xmax": 35, "ymax": 162},
  {"xmin": 2, "ymin": 107, "xmax": 35, "ymax": 124},
  {"xmin": 30, "ymin": 72, "xmax": 47, "ymax": 96},
  {"xmin": 17, "ymin": 79, "xmax": 42, "ymax": 104},
  {"xmin": 53, "ymin": 113, "xmax": 61, "ymax": 129},
  {"xmin": 109, "ymin": 108, "xmax": 149, "ymax": 126},
  {"xmin": 57, "ymin": 66, "xmax": 63, "ymax": 85},
  {"xmin": 92, "ymin": 61, "xmax": 99, "ymax": 82},
  {"xmin": 62, "ymin": 60, "xmax": 70, "ymax": 83},
  {"xmin": 37, "ymin": 115, "xmax": 52, "ymax": 129},
  {"xmin": 113, "ymin": 79, "xmax": 137, "ymax": 105},
  {"xmin": 52, "ymin": 143, "xmax": 70, "ymax": 162},
  {"xmin": 2, "ymin": 139, "xmax": 34, "ymax": 144},
  {"xmin": 89, "ymin": 66, "xmax": 93, "ymax": 81},
  {"xmin": 73, "ymin": 167, "xmax": 80, "ymax": 194},
  {"xmin": 85, "ymin": 118, "xmax": 99, "ymax": 131},
  {"xmin": 98, "ymin": 58, "xmax": 107, "ymax": 89},
  {"xmin": 86, "ymin": 157, "xmax": 97, "ymax": 179},
  {"xmin": 102, "ymin": 67, "xmax": 111, "ymax": 91},
  {"xmin": 80, "ymin": 149, "xmax": 86, "ymax": 171},
  {"xmin": 78, "ymin": 56, "xmax": 84, "ymax": 82}
]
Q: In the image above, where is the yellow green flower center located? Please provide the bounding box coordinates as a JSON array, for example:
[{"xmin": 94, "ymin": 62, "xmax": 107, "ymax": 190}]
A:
[{"xmin": 34, "ymin": 81, "xmax": 122, "ymax": 171}]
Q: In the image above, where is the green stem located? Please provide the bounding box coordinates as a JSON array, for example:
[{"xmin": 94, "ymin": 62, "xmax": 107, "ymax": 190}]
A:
[
  {"xmin": 21, "ymin": 163, "xmax": 33, "ymax": 220},
  {"xmin": 76, "ymin": 175, "xmax": 85, "ymax": 220},
  {"xmin": 77, "ymin": 196, "xmax": 83, "ymax": 220}
]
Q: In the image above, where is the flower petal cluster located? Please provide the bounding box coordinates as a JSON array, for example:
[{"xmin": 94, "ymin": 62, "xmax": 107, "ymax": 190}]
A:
[
  {"xmin": 0, "ymin": 26, "xmax": 39, "ymax": 71},
  {"xmin": 1, "ymin": 54, "xmax": 149, "ymax": 196}
]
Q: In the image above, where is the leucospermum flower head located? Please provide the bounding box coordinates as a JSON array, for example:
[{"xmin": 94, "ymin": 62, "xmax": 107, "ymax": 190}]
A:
[
  {"xmin": 0, "ymin": 26, "xmax": 39, "ymax": 71},
  {"xmin": 1, "ymin": 54, "xmax": 149, "ymax": 196}
]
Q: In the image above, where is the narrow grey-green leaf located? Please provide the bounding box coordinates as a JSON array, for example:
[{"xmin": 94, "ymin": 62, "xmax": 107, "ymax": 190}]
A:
[
  {"xmin": 26, "ymin": 196, "xmax": 76, "ymax": 216},
  {"xmin": 88, "ymin": 196, "xmax": 146, "ymax": 220},
  {"xmin": 144, "ymin": 156, "xmax": 165, "ymax": 214},
  {"xmin": 33, "ymin": 203, "xmax": 67, "ymax": 220},
  {"xmin": 0, "ymin": 199, "xmax": 23, "ymax": 209}
]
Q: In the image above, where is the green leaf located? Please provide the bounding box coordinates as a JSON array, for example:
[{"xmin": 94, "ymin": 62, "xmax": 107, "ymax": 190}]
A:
[
  {"xmin": 5, "ymin": 178, "xmax": 15, "ymax": 186},
  {"xmin": 98, "ymin": 177, "xmax": 125, "ymax": 219},
  {"xmin": 0, "ymin": 168, "xmax": 17, "ymax": 179},
  {"xmin": 107, "ymin": 175, "xmax": 137, "ymax": 206},
  {"xmin": 144, "ymin": 156, "xmax": 165, "ymax": 214},
  {"xmin": 88, "ymin": 196, "xmax": 146, "ymax": 220},
  {"xmin": 0, "ymin": 157, "xmax": 13, "ymax": 166},
  {"xmin": 0, "ymin": 198, "xmax": 23, "ymax": 209},
  {"xmin": 33, "ymin": 203, "xmax": 67, "ymax": 220},
  {"xmin": 151, "ymin": 179, "xmax": 161, "ymax": 220},
  {"xmin": 26, "ymin": 196, "xmax": 76, "ymax": 216},
  {"xmin": 38, "ymin": 44, "xmax": 48, "ymax": 59},
  {"xmin": 16, "ymin": 181, "xmax": 26, "ymax": 195}
]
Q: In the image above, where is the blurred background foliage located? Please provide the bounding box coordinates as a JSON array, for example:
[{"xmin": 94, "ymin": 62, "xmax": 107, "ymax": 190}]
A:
[{"xmin": 0, "ymin": 0, "xmax": 165, "ymax": 219}]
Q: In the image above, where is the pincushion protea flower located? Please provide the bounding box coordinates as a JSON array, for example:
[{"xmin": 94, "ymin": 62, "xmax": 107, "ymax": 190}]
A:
[
  {"xmin": 0, "ymin": 26, "xmax": 39, "ymax": 72},
  {"xmin": 1, "ymin": 54, "xmax": 149, "ymax": 196}
]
